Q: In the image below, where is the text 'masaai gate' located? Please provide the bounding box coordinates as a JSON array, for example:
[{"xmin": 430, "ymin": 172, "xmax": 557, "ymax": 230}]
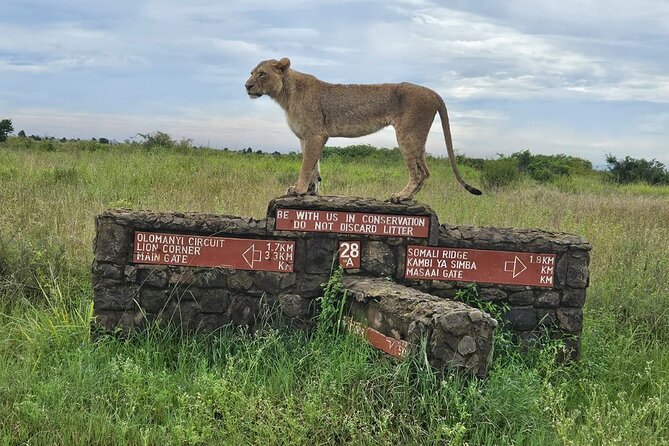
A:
[{"xmin": 405, "ymin": 246, "xmax": 556, "ymax": 287}]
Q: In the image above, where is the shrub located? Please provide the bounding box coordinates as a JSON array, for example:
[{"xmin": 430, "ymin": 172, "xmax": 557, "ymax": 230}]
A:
[
  {"xmin": 481, "ymin": 158, "xmax": 521, "ymax": 189},
  {"xmin": 321, "ymin": 145, "xmax": 402, "ymax": 163},
  {"xmin": 137, "ymin": 131, "xmax": 192, "ymax": 150},
  {"xmin": 510, "ymin": 150, "xmax": 593, "ymax": 183},
  {"xmin": 456, "ymin": 155, "xmax": 486, "ymax": 170},
  {"xmin": 137, "ymin": 131, "xmax": 175, "ymax": 148},
  {"xmin": 605, "ymin": 154, "xmax": 669, "ymax": 185}
]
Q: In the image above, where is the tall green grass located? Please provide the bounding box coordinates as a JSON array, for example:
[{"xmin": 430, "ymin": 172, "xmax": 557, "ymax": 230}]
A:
[{"xmin": 1, "ymin": 140, "xmax": 668, "ymax": 445}]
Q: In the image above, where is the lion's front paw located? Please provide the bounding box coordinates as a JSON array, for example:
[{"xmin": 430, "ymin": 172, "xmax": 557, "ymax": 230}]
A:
[
  {"xmin": 306, "ymin": 182, "xmax": 319, "ymax": 196},
  {"xmin": 286, "ymin": 185, "xmax": 305, "ymax": 196},
  {"xmin": 389, "ymin": 193, "xmax": 403, "ymax": 204}
]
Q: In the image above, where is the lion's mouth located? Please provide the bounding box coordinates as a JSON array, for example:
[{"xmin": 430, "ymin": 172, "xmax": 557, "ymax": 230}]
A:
[{"xmin": 248, "ymin": 92, "xmax": 263, "ymax": 98}]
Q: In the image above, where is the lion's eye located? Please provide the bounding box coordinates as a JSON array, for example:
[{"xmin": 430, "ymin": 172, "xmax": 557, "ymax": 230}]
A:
[{"xmin": 258, "ymin": 72, "xmax": 266, "ymax": 78}]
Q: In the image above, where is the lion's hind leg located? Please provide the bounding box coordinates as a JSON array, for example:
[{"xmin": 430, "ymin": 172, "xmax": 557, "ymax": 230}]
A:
[{"xmin": 390, "ymin": 123, "xmax": 431, "ymax": 203}]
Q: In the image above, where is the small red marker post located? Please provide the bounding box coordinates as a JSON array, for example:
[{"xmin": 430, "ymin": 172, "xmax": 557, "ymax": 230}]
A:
[{"xmin": 338, "ymin": 241, "xmax": 361, "ymax": 269}]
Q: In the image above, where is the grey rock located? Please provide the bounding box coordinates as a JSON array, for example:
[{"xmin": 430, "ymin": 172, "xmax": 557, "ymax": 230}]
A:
[
  {"xmin": 92, "ymin": 261, "xmax": 124, "ymax": 280},
  {"xmin": 361, "ymin": 241, "xmax": 395, "ymax": 276},
  {"xmin": 479, "ymin": 288, "xmax": 507, "ymax": 302},
  {"xmin": 557, "ymin": 308, "xmax": 583, "ymax": 333},
  {"xmin": 254, "ymin": 272, "xmax": 283, "ymax": 294},
  {"xmin": 94, "ymin": 222, "xmax": 130, "ymax": 263},
  {"xmin": 137, "ymin": 266, "xmax": 168, "ymax": 288},
  {"xmin": 555, "ymin": 254, "xmax": 568, "ymax": 289},
  {"xmin": 94, "ymin": 284, "xmax": 139, "ymax": 310},
  {"xmin": 278, "ymin": 293, "xmax": 312, "ymax": 318},
  {"xmin": 457, "ymin": 335, "xmax": 477, "ymax": 355},
  {"xmin": 124, "ymin": 265, "xmax": 137, "ymax": 282},
  {"xmin": 225, "ymin": 295, "xmax": 260, "ymax": 328},
  {"xmin": 536, "ymin": 309, "xmax": 557, "ymax": 327},
  {"xmin": 567, "ymin": 252, "xmax": 590, "ymax": 288},
  {"xmin": 305, "ymin": 238, "xmax": 337, "ymax": 273},
  {"xmin": 535, "ymin": 291, "xmax": 560, "ymax": 308},
  {"xmin": 140, "ymin": 288, "xmax": 170, "ymax": 314},
  {"xmin": 561, "ymin": 288, "xmax": 586, "ymax": 307},
  {"xmin": 196, "ymin": 268, "xmax": 229, "ymax": 288},
  {"xmin": 168, "ymin": 267, "xmax": 196, "ymax": 286},
  {"xmin": 296, "ymin": 274, "xmax": 328, "ymax": 298},
  {"xmin": 197, "ymin": 289, "xmax": 229, "ymax": 313},
  {"xmin": 228, "ymin": 271, "xmax": 254, "ymax": 291},
  {"xmin": 509, "ymin": 290, "xmax": 534, "ymax": 306},
  {"xmin": 502, "ymin": 307, "xmax": 537, "ymax": 331}
]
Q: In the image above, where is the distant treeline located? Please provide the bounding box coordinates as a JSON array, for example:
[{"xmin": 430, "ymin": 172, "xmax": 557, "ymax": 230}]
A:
[{"xmin": 2, "ymin": 122, "xmax": 668, "ymax": 187}]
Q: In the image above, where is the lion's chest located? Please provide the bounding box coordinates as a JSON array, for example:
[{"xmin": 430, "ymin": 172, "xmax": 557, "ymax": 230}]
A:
[{"xmin": 285, "ymin": 112, "xmax": 315, "ymax": 139}]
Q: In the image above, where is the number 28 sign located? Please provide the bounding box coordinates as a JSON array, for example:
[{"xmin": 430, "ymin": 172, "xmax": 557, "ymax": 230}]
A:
[{"xmin": 339, "ymin": 241, "xmax": 361, "ymax": 269}]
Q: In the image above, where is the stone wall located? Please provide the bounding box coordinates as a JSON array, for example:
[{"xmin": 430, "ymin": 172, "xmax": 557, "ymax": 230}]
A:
[
  {"xmin": 344, "ymin": 277, "xmax": 498, "ymax": 377},
  {"xmin": 406, "ymin": 225, "xmax": 590, "ymax": 359},
  {"xmin": 92, "ymin": 195, "xmax": 590, "ymax": 371}
]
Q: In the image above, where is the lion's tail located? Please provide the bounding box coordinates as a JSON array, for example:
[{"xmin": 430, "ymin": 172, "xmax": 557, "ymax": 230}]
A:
[{"xmin": 436, "ymin": 95, "xmax": 482, "ymax": 196}]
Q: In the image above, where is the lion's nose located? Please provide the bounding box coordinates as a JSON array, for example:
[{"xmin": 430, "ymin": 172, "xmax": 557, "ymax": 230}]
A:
[{"xmin": 245, "ymin": 83, "xmax": 254, "ymax": 91}]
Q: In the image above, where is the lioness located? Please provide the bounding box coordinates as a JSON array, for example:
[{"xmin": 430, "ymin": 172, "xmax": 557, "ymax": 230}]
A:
[{"xmin": 245, "ymin": 57, "xmax": 481, "ymax": 201}]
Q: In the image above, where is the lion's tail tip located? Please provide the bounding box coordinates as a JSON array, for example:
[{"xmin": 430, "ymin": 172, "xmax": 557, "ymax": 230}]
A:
[{"xmin": 465, "ymin": 185, "xmax": 483, "ymax": 195}]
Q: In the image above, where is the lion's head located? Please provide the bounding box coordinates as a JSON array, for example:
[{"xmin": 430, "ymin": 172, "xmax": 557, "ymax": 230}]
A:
[{"xmin": 245, "ymin": 58, "xmax": 291, "ymax": 99}]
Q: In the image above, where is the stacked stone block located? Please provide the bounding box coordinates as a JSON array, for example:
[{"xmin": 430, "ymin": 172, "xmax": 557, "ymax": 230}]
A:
[
  {"xmin": 92, "ymin": 196, "xmax": 591, "ymax": 373},
  {"xmin": 425, "ymin": 225, "xmax": 590, "ymax": 358},
  {"xmin": 343, "ymin": 277, "xmax": 497, "ymax": 377}
]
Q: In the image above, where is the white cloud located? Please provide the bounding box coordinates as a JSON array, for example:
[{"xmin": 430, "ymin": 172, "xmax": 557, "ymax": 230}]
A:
[
  {"xmin": 370, "ymin": 2, "xmax": 669, "ymax": 104},
  {"xmin": 211, "ymin": 39, "xmax": 265, "ymax": 56},
  {"xmin": 2, "ymin": 0, "xmax": 667, "ymax": 166}
]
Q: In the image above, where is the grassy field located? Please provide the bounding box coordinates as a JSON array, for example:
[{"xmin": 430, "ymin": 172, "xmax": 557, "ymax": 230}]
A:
[{"xmin": 1, "ymin": 139, "xmax": 668, "ymax": 445}]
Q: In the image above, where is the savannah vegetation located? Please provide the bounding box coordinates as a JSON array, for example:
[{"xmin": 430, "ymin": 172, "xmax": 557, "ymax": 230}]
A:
[{"xmin": 0, "ymin": 128, "xmax": 668, "ymax": 445}]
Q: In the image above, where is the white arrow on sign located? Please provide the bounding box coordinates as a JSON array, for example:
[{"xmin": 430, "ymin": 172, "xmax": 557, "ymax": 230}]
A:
[
  {"xmin": 504, "ymin": 256, "xmax": 527, "ymax": 278},
  {"xmin": 242, "ymin": 244, "xmax": 262, "ymax": 268}
]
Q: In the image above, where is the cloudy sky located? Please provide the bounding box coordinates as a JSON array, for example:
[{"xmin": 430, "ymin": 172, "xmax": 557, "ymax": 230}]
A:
[{"xmin": 1, "ymin": 0, "xmax": 668, "ymax": 165}]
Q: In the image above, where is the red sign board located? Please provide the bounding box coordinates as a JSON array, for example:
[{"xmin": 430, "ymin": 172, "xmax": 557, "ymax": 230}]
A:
[
  {"xmin": 132, "ymin": 231, "xmax": 294, "ymax": 272},
  {"xmin": 345, "ymin": 318, "xmax": 409, "ymax": 359},
  {"xmin": 339, "ymin": 241, "xmax": 361, "ymax": 269},
  {"xmin": 405, "ymin": 246, "xmax": 556, "ymax": 287},
  {"xmin": 275, "ymin": 208, "xmax": 429, "ymax": 238}
]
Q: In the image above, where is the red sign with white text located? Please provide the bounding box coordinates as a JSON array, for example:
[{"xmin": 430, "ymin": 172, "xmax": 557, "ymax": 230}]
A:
[
  {"xmin": 345, "ymin": 318, "xmax": 409, "ymax": 359},
  {"xmin": 405, "ymin": 246, "xmax": 556, "ymax": 287},
  {"xmin": 275, "ymin": 208, "xmax": 430, "ymax": 238},
  {"xmin": 132, "ymin": 231, "xmax": 294, "ymax": 272}
]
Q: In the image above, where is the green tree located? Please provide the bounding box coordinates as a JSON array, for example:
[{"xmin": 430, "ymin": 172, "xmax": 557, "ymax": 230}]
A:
[
  {"xmin": 0, "ymin": 119, "xmax": 14, "ymax": 142},
  {"xmin": 509, "ymin": 149, "xmax": 593, "ymax": 183},
  {"xmin": 606, "ymin": 154, "xmax": 669, "ymax": 185}
]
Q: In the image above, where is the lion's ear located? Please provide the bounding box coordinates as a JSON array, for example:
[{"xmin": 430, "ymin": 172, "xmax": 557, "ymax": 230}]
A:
[{"xmin": 275, "ymin": 57, "xmax": 291, "ymax": 72}]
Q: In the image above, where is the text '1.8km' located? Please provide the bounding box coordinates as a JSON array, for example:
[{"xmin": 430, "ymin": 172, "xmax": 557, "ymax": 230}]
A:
[{"xmin": 405, "ymin": 246, "xmax": 556, "ymax": 287}]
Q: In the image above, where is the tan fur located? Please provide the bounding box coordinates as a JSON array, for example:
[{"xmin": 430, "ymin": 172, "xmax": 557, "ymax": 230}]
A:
[{"xmin": 245, "ymin": 57, "xmax": 481, "ymax": 201}]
